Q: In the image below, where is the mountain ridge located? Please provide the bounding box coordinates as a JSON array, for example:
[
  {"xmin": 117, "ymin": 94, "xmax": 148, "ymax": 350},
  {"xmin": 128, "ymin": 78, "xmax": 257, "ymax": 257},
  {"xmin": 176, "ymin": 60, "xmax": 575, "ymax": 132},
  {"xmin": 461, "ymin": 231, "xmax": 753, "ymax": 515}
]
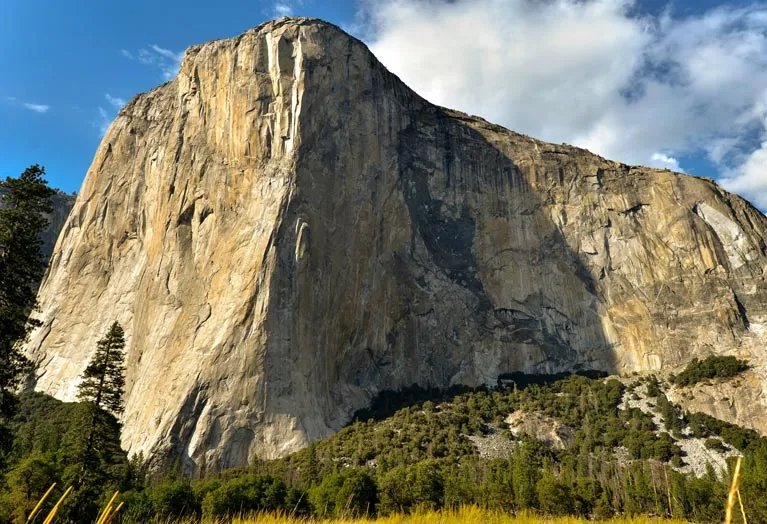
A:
[{"xmin": 25, "ymin": 17, "xmax": 767, "ymax": 473}]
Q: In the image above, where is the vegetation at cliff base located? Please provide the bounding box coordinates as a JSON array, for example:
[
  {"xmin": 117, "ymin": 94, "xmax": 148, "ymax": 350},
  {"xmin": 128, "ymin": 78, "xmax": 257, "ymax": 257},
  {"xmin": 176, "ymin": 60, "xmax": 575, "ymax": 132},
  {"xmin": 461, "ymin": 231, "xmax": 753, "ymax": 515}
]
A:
[
  {"xmin": 0, "ymin": 320, "xmax": 133, "ymax": 523},
  {"xmin": 7, "ymin": 372, "xmax": 767, "ymax": 523}
]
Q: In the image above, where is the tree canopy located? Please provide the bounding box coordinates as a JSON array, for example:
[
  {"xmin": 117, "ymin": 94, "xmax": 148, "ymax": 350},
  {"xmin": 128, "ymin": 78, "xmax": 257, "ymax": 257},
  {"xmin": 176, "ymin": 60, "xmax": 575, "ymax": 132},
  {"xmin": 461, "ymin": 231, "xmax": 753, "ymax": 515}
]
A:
[
  {"xmin": 77, "ymin": 321, "xmax": 126, "ymax": 417},
  {"xmin": 0, "ymin": 164, "xmax": 54, "ymax": 468}
]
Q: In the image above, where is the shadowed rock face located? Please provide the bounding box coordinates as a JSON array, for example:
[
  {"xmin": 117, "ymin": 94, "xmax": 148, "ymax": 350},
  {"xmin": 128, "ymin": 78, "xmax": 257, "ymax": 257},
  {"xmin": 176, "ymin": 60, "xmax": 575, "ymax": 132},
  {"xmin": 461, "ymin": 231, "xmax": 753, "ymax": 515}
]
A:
[
  {"xmin": 41, "ymin": 192, "xmax": 76, "ymax": 259},
  {"xmin": 25, "ymin": 18, "xmax": 767, "ymax": 473}
]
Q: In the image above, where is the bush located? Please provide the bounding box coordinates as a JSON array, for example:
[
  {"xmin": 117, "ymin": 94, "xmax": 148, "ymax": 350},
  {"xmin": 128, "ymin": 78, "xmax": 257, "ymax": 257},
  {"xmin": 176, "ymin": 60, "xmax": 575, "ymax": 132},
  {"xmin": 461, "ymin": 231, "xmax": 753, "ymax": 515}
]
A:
[
  {"xmin": 148, "ymin": 481, "xmax": 200, "ymax": 520},
  {"xmin": 536, "ymin": 475, "xmax": 575, "ymax": 515},
  {"xmin": 117, "ymin": 490, "xmax": 154, "ymax": 523},
  {"xmin": 671, "ymin": 356, "xmax": 749, "ymax": 387},
  {"xmin": 309, "ymin": 469, "xmax": 378, "ymax": 517},
  {"xmin": 202, "ymin": 474, "xmax": 288, "ymax": 518},
  {"xmin": 704, "ymin": 438, "xmax": 726, "ymax": 452}
]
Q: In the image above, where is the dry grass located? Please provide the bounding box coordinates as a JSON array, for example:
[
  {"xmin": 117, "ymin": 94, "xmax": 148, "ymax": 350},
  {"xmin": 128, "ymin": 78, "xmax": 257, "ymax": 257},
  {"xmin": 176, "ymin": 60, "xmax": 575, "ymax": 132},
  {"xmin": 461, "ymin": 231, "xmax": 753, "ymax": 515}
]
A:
[{"xmin": 226, "ymin": 507, "xmax": 691, "ymax": 524}]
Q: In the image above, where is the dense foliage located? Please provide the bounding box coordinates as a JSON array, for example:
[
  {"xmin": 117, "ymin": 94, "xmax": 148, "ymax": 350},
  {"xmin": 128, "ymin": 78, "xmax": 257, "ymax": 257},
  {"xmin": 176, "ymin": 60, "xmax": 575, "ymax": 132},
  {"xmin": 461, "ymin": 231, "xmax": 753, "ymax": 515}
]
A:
[
  {"xmin": 0, "ymin": 393, "xmax": 134, "ymax": 523},
  {"xmin": 0, "ymin": 165, "xmax": 55, "ymax": 465},
  {"xmin": 2, "ymin": 372, "xmax": 767, "ymax": 522},
  {"xmin": 670, "ymin": 356, "xmax": 749, "ymax": 387},
  {"xmin": 0, "ymin": 313, "xmax": 130, "ymax": 522}
]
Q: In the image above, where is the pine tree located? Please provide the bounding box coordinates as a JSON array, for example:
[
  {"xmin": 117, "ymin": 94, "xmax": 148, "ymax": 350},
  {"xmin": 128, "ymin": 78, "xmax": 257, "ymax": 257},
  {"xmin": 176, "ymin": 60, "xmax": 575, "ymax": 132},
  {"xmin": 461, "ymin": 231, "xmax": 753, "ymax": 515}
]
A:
[
  {"xmin": 66, "ymin": 322, "xmax": 127, "ymax": 520},
  {"xmin": 0, "ymin": 164, "xmax": 54, "ymax": 466},
  {"xmin": 77, "ymin": 321, "xmax": 126, "ymax": 416}
]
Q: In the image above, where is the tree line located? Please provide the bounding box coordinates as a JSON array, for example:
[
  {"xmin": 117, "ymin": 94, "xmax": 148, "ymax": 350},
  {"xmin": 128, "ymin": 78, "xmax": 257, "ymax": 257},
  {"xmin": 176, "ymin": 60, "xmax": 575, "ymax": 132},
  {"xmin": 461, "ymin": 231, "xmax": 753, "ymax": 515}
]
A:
[{"xmin": 0, "ymin": 166, "xmax": 133, "ymax": 522}]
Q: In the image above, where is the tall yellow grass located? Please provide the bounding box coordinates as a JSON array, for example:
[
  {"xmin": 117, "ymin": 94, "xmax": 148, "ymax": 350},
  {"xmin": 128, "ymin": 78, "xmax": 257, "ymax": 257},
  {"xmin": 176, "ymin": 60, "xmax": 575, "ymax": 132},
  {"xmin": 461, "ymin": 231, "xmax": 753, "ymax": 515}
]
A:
[{"xmin": 229, "ymin": 507, "xmax": 689, "ymax": 524}]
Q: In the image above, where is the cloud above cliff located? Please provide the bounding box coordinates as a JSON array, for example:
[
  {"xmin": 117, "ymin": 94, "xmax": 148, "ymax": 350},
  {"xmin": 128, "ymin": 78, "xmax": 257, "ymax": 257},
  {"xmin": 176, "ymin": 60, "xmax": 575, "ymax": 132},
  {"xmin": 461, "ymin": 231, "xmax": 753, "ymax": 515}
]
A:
[
  {"xmin": 122, "ymin": 44, "xmax": 184, "ymax": 80},
  {"xmin": 271, "ymin": 0, "xmax": 305, "ymax": 18},
  {"xmin": 361, "ymin": 0, "xmax": 767, "ymax": 208}
]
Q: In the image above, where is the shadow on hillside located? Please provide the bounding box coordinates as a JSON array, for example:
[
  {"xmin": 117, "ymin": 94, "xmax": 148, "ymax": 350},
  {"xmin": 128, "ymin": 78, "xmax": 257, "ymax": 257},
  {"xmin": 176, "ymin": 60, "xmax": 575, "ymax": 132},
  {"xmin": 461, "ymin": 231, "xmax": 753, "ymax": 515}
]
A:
[{"xmin": 351, "ymin": 370, "xmax": 608, "ymax": 424}]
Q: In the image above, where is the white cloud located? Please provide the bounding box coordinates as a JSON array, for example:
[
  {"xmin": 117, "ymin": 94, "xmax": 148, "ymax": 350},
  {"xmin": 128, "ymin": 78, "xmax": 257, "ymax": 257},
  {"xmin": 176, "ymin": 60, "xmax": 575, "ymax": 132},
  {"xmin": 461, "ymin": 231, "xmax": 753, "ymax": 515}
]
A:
[
  {"xmin": 270, "ymin": 0, "xmax": 304, "ymax": 18},
  {"xmin": 650, "ymin": 153, "xmax": 683, "ymax": 172},
  {"xmin": 124, "ymin": 44, "xmax": 184, "ymax": 80},
  {"xmin": 274, "ymin": 3, "xmax": 293, "ymax": 16},
  {"xmin": 95, "ymin": 107, "xmax": 112, "ymax": 136},
  {"xmin": 22, "ymin": 103, "xmax": 50, "ymax": 114},
  {"xmin": 105, "ymin": 93, "xmax": 127, "ymax": 110},
  {"xmin": 150, "ymin": 44, "xmax": 181, "ymax": 62},
  {"xmin": 361, "ymin": 0, "xmax": 767, "ymax": 209},
  {"xmin": 721, "ymin": 139, "xmax": 767, "ymax": 208},
  {"xmin": 93, "ymin": 95, "xmax": 127, "ymax": 136}
]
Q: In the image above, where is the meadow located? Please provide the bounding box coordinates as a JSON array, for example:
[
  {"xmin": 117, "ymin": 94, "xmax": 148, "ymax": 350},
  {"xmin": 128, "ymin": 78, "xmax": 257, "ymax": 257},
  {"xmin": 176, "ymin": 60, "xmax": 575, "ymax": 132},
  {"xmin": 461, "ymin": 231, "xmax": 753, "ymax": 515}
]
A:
[{"xmin": 212, "ymin": 508, "xmax": 691, "ymax": 524}]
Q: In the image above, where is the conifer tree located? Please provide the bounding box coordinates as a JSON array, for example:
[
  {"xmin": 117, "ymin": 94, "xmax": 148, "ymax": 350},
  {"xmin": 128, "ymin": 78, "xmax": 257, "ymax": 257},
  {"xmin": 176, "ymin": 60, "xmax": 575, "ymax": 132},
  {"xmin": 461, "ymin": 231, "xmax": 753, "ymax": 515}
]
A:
[
  {"xmin": 77, "ymin": 321, "xmax": 126, "ymax": 416},
  {"xmin": 67, "ymin": 322, "xmax": 127, "ymax": 521},
  {"xmin": 0, "ymin": 164, "xmax": 54, "ymax": 468}
]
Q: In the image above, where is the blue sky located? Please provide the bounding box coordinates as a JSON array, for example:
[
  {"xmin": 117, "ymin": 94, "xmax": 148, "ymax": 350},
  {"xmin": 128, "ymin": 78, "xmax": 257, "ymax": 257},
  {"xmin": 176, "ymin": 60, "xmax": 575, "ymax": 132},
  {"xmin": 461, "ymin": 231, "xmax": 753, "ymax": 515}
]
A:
[
  {"xmin": 2, "ymin": 0, "xmax": 767, "ymax": 208},
  {"xmin": 0, "ymin": 0, "xmax": 355, "ymax": 193}
]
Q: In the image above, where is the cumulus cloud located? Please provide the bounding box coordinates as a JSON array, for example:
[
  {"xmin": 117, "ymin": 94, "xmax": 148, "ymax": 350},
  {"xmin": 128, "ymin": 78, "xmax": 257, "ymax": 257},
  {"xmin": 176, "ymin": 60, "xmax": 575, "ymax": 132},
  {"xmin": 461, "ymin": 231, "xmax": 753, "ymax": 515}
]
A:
[
  {"xmin": 361, "ymin": 0, "xmax": 767, "ymax": 209},
  {"xmin": 22, "ymin": 103, "xmax": 50, "ymax": 113},
  {"xmin": 271, "ymin": 0, "xmax": 304, "ymax": 18},
  {"xmin": 274, "ymin": 2, "xmax": 294, "ymax": 16},
  {"xmin": 650, "ymin": 153, "xmax": 683, "ymax": 172},
  {"xmin": 721, "ymin": 140, "xmax": 767, "ymax": 208}
]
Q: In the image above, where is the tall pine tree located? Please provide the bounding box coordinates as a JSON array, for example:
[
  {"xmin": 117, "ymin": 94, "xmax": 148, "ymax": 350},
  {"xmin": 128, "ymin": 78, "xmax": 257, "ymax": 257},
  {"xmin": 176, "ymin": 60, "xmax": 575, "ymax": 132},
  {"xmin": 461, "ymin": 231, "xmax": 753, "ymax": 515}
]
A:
[
  {"xmin": 0, "ymin": 164, "xmax": 54, "ymax": 466},
  {"xmin": 77, "ymin": 321, "xmax": 126, "ymax": 416},
  {"xmin": 66, "ymin": 322, "xmax": 127, "ymax": 521}
]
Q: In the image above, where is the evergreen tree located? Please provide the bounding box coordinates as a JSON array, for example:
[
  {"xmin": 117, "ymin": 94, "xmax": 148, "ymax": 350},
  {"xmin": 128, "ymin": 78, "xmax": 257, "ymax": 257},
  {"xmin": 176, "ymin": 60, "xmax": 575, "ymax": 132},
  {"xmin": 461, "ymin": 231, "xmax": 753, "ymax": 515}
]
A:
[
  {"xmin": 67, "ymin": 322, "xmax": 127, "ymax": 521},
  {"xmin": 77, "ymin": 321, "xmax": 126, "ymax": 416},
  {"xmin": 0, "ymin": 164, "xmax": 54, "ymax": 467}
]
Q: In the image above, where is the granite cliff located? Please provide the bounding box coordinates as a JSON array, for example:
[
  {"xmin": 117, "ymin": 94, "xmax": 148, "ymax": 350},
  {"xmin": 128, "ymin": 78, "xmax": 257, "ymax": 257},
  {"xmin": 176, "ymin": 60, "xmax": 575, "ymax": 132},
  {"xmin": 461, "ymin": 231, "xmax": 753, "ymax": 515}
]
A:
[
  {"xmin": 26, "ymin": 18, "xmax": 767, "ymax": 473},
  {"xmin": 41, "ymin": 191, "xmax": 76, "ymax": 259}
]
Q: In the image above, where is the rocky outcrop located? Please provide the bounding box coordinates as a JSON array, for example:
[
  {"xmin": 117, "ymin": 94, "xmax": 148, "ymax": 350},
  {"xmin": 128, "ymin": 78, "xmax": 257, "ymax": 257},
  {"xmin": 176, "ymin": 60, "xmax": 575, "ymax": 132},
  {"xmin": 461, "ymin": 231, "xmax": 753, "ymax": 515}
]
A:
[
  {"xmin": 668, "ymin": 370, "xmax": 767, "ymax": 435},
  {"xmin": 506, "ymin": 411, "xmax": 575, "ymax": 449},
  {"xmin": 25, "ymin": 18, "xmax": 767, "ymax": 473}
]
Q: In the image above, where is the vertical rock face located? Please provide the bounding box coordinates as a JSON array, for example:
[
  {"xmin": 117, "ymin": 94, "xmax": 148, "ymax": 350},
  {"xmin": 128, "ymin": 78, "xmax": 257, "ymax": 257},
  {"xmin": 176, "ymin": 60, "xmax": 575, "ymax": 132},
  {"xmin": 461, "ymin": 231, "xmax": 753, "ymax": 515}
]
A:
[
  {"xmin": 26, "ymin": 18, "xmax": 767, "ymax": 472},
  {"xmin": 41, "ymin": 191, "xmax": 76, "ymax": 259}
]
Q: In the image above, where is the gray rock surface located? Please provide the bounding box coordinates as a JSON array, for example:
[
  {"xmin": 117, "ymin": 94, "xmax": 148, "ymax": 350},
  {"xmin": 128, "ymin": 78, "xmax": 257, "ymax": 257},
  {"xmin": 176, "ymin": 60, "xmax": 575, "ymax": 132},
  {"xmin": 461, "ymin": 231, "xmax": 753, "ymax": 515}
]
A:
[
  {"xmin": 41, "ymin": 192, "xmax": 76, "ymax": 260},
  {"xmin": 25, "ymin": 17, "xmax": 767, "ymax": 473}
]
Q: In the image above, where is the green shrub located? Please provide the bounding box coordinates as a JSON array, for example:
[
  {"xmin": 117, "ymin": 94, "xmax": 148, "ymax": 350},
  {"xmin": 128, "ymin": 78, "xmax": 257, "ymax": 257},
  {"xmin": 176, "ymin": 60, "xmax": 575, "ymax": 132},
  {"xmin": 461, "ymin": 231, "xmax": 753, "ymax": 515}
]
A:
[
  {"xmin": 671, "ymin": 356, "xmax": 749, "ymax": 387},
  {"xmin": 704, "ymin": 438, "xmax": 726, "ymax": 452},
  {"xmin": 117, "ymin": 490, "xmax": 154, "ymax": 523},
  {"xmin": 148, "ymin": 481, "xmax": 200, "ymax": 520},
  {"xmin": 536, "ymin": 474, "xmax": 574, "ymax": 515},
  {"xmin": 309, "ymin": 469, "xmax": 377, "ymax": 517},
  {"xmin": 202, "ymin": 474, "xmax": 288, "ymax": 518}
]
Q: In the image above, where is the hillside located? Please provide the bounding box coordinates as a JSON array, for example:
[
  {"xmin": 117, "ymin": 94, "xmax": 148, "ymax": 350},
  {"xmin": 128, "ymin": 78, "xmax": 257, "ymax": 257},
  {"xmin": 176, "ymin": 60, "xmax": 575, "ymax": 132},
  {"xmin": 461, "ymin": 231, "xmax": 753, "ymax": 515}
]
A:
[{"xmin": 4, "ymin": 371, "xmax": 765, "ymax": 522}]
